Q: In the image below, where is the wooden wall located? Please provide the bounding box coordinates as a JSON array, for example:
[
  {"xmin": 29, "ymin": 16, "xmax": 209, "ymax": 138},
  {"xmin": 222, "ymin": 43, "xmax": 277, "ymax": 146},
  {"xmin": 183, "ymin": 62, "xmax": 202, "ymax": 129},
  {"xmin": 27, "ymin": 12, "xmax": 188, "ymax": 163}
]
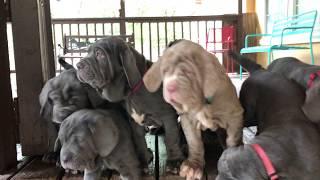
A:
[{"xmin": 0, "ymin": 0, "xmax": 17, "ymax": 173}]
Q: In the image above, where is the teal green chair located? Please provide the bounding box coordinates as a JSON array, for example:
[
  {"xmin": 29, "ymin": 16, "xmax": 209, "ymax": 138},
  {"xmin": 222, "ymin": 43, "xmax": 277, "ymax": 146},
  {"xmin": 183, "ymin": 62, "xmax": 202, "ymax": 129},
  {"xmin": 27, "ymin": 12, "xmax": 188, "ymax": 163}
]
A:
[{"xmin": 239, "ymin": 10, "xmax": 318, "ymax": 79}]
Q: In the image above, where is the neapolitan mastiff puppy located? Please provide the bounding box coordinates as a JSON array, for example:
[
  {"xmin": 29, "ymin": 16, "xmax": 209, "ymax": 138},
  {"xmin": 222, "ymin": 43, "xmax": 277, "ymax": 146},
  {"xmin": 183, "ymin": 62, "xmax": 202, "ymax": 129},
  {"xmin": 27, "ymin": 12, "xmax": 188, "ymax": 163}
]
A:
[
  {"xmin": 143, "ymin": 40, "xmax": 244, "ymax": 180},
  {"xmin": 216, "ymin": 52, "xmax": 320, "ymax": 180},
  {"xmin": 267, "ymin": 57, "xmax": 320, "ymax": 124},
  {"xmin": 76, "ymin": 37, "xmax": 185, "ymax": 173},
  {"xmin": 39, "ymin": 59, "xmax": 96, "ymax": 163},
  {"xmin": 39, "ymin": 59, "xmax": 152, "ymax": 169},
  {"xmin": 58, "ymin": 108, "xmax": 142, "ymax": 180}
]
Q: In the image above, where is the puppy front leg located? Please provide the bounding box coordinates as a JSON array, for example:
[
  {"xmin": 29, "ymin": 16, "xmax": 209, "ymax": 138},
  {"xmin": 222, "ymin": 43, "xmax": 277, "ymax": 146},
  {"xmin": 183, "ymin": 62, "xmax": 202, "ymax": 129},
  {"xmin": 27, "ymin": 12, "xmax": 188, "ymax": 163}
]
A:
[
  {"xmin": 180, "ymin": 115, "xmax": 204, "ymax": 180},
  {"xmin": 128, "ymin": 118, "xmax": 153, "ymax": 170},
  {"xmin": 84, "ymin": 166, "xmax": 102, "ymax": 180},
  {"xmin": 226, "ymin": 117, "xmax": 243, "ymax": 147},
  {"xmin": 195, "ymin": 108, "xmax": 218, "ymax": 131}
]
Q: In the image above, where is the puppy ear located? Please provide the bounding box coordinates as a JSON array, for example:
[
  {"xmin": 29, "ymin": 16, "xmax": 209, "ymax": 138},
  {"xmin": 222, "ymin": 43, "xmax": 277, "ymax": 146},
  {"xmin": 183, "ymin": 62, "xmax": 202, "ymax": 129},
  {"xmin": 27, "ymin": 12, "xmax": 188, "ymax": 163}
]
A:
[
  {"xmin": 54, "ymin": 138, "xmax": 61, "ymax": 152},
  {"xmin": 58, "ymin": 57, "xmax": 74, "ymax": 70},
  {"xmin": 119, "ymin": 46, "xmax": 142, "ymax": 88},
  {"xmin": 302, "ymin": 86, "xmax": 320, "ymax": 123},
  {"xmin": 39, "ymin": 81, "xmax": 53, "ymax": 119},
  {"xmin": 88, "ymin": 115, "xmax": 120, "ymax": 157},
  {"xmin": 143, "ymin": 60, "xmax": 162, "ymax": 92}
]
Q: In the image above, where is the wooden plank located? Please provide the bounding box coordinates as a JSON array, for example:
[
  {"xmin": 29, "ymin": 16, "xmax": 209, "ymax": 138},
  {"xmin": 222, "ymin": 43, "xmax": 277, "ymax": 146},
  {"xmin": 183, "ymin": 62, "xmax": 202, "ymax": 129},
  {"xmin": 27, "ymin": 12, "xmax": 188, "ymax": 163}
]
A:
[
  {"xmin": 37, "ymin": 0, "xmax": 55, "ymax": 81},
  {"xmin": 62, "ymin": 169, "xmax": 112, "ymax": 180},
  {"xmin": 11, "ymin": 157, "xmax": 62, "ymax": 179},
  {"xmin": 10, "ymin": 0, "xmax": 49, "ymax": 155},
  {"xmin": 109, "ymin": 175, "xmax": 154, "ymax": 180},
  {"xmin": 159, "ymin": 175, "xmax": 184, "ymax": 180},
  {"xmin": 62, "ymin": 174, "xmax": 109, "ymax": 180},
  {"xmin": 0, "ymin": 0, "xmax": 17, "ymax": 173}
]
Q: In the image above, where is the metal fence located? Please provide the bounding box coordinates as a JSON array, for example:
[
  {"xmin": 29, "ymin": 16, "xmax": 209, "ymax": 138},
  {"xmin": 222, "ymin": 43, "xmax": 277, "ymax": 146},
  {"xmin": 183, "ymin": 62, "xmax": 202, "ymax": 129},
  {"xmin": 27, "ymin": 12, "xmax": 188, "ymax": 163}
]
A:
[{"xmin": 52, "ymin": 15, "xmax": 239, "ymax": 72}]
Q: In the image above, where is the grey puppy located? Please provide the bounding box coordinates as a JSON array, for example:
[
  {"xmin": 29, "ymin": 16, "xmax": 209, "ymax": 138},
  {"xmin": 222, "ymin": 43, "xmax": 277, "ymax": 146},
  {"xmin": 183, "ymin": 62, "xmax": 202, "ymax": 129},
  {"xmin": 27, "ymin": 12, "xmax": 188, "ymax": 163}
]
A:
[
  {"xmin": 216, "ymin": 53, "xmax": 320, "ymax": 180},
  {"xmin": 39, "ymin": 59, "xmax": 92, "ymax": 124},
  {"xmin": 76, "ymin": 37, "xmax": 185, "ymax": 172},
  {"xmin": 58, "ymin": 108, "xmax": 142, "ymax": 180},
  {"xmin": 267, "ymin": 57, "xmax": 320, "ymax": 124},
  {"xmin": 39, "ymin": 59, "xmax": 94, "ymax": 162},
  {"xmin": 39, "ymin": 59, "xmax": 152, "ymax": 168}
]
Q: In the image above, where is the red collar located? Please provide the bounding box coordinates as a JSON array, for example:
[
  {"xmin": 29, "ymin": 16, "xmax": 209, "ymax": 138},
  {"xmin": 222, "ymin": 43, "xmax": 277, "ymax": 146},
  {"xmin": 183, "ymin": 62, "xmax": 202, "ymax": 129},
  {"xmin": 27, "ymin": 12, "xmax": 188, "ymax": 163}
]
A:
[
  {"xmin": 128, "ymin": 79, "xmax": 144, "ymax": 96},
  {"xmin": 251, "ymin": 144, "xmax": 279, "ymax": 180},
  {"xmin": 127, "ymin": 62, "xmax": 150, "ymax": 97},
  {"xmin": 307, "ymin": 71, "xmax": 320, "ymax": 88}
]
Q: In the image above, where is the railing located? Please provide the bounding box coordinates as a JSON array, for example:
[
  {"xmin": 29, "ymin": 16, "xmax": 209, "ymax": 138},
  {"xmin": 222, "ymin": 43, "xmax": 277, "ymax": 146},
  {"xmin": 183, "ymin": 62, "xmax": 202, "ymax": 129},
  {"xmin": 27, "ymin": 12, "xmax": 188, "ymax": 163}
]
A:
[{"xmin": 52, "ymin": 15, "xmax": 239, "ymax": 72}]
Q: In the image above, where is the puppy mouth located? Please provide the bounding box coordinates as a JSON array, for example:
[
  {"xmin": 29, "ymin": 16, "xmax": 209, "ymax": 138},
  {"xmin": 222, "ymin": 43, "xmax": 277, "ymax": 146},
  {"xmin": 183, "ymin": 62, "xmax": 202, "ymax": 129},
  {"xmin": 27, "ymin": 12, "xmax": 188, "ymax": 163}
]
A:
[
  {"xmin": 77, "ymin": 69, "xmax": 95, "ymax": 83},
  {"xmin": 53, "ymin": 107, "xmax": 76, "ymax": 123},
  {"xmin": 61, "ymin": 156, "xmax": 97, "ymax": 171}
]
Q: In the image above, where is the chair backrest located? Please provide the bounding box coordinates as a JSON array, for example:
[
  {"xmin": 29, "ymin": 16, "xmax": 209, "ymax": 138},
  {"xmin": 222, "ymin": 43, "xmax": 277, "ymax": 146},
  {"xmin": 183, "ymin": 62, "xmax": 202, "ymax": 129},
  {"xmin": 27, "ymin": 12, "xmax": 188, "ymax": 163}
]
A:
[
  {"xmin": 271, "ymin": 10, "xmax": 317, "ymax": 38},
  {"xmin": 63, "ymin": 34, "xmax": 135, "ymax": 54}
]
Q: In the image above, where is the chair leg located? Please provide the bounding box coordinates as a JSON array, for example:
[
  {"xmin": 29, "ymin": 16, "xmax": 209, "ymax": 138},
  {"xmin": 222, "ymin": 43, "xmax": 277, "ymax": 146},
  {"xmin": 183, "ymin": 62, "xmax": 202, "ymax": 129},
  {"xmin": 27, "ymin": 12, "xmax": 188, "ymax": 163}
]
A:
[
  {"xmin": 226, "ymin": 54, "xmax": 229, "ymax": 73},
  {"xmin": 267, "ymin": 51, "xmax": 272, "ymax": 65},
  {"xmin": 310, "ymin": 41, "xmax": 315, "ymax": 65},
  {"xmin": 240, "ymin": 53, "xmax": 243, "ymax": 80}
]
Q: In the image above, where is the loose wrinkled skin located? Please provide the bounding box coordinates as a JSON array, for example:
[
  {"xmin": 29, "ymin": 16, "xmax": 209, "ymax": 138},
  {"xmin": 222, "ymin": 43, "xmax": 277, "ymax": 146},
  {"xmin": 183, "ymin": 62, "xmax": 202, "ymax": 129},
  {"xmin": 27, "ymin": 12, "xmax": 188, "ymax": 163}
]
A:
[
  {"xmin": 58, "ymin": 109, "xmax": 142, "ymax": 180},
  {"xmin": 39, "ymin": 60, "xmax": 152, "ymax": 169},
  {"xmin": 39, "ymin": 68, "xmax": 90, "ymax": 124},
  {"xmin": 39, "ymin": 60, "xmax": 95, "ymax": 163},
  {"xmin": 216, "ymin": 53, "xmax": 320, "ymax": 180},
  {"xmin": 76, "ymin": 37, "xmax": 185, "ymax": 173},
  {"xmin": 143, "ymin": 40, "xmax": 244, "ymax": 180},
  {"xmin": 267, "ymin": 57, "xmax": 320, "ymax": 124}
]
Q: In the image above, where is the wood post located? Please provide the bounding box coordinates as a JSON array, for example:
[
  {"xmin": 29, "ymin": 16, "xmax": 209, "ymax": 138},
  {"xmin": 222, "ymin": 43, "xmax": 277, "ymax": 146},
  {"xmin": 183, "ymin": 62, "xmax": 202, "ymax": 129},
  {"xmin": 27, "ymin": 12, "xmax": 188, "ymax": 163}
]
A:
[
  {"xmin": 11, "ymin": 0, "xmax": 55, "ymax": 156},
  {"xmin": 119, "ymin": 0, "xmax": 126, "ymax": 36},
  {"xmin": 0, "ymin": 0, "xmax": 17, "ymax": 173}
]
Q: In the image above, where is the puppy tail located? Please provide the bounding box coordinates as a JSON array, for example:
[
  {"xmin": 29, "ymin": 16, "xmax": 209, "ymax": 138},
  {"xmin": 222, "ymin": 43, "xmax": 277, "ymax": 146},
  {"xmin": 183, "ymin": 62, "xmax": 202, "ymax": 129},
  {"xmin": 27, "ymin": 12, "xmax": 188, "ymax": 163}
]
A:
[
  {"xmin": 58, "ymin": 57, "xmax": 74, "ymax": 70},
  {"xmin": 228, "ymin": 51, "xmax": 263, "ymax": 73}
]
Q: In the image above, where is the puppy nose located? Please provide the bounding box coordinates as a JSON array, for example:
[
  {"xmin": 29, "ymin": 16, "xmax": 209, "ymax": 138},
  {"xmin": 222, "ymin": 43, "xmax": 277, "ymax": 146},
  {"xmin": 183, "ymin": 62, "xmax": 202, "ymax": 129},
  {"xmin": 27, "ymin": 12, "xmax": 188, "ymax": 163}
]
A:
[
  {"xmin": 76, "ymin": 62, "xmax": 84, "ymax": 69},
  {"xmin": 61, "ymin": 154, "xmax": 72, "ymax": 164},
  {"xmin": 166, "ymin": 81, "xmax": 177, "ymax": 93}
]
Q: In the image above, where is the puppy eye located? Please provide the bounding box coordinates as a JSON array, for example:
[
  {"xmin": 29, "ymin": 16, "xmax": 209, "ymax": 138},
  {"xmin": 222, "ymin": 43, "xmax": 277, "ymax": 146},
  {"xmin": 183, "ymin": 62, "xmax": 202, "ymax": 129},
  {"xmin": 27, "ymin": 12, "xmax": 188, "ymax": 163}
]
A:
[
  {"xmin": 95, "ymin": 49, "xmax": 104, "ymax": 59},
  {"xmin": 48, "ymin": 94, "xmax": 60, "ymax": 104},
  {"xmin": 47, "ymin": 97, "xmax": 53, "ymax": 105},
  {"xmin": 183, "ymin": 69, "xmax": 193, "ymax": 75},
  {"xmin": 68, "ymin": 97, "xmax": 78, "ymax": 104},
  {"xmin": 162, "ymin": 68, "xmax": 169, "ymax": 74}
]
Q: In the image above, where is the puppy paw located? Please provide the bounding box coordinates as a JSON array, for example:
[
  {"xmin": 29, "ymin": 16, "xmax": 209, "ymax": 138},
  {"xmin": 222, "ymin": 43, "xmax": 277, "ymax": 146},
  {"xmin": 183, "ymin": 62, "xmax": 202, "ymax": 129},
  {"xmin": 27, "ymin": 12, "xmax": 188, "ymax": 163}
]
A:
[
  {"xmin": 179, "ymin": 160, "xmax": 203, "ymax": 180},
  {"xmin": 142, "ymin": 167, "xmax": 150, "ymax": 175},
  {"xmin": 195, "ymin": 112, "xmax": 218, "ymax": 131},
  {"xmin": 196, "ymin": 121, "xmax": 207, "ymax": 131},
  {"xmin": 165, "ymin": 159, "xmax": 183, "ymax": 175},
  {"xmin": 146, "ymin": 148, "xmax": 154, "ymax": 164},
  {"xmin": 226, "ymin": 136, "xmax": 242, "ymax": 147},
  {"xmin": 64, "ymin": 169, "xmax": 82, "ymax": 175},
  {"xmin": 42, "ymin": 152, "xmax": 59, "ymax": 164}
]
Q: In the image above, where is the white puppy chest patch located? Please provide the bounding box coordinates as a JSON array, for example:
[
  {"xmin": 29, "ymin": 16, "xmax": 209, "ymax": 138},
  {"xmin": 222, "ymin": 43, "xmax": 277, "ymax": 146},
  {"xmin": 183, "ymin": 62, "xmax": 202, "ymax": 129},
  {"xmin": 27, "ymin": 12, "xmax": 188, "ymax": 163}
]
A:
[{"xmin": 131, "ymin": 108, "xmax": 145, "ymax": 126}]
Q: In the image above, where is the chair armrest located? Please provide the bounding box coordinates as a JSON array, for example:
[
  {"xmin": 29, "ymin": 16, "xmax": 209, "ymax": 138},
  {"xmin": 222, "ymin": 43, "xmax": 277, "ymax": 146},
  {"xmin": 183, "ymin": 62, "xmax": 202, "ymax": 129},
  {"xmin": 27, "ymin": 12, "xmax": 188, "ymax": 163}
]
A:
[
  {"xmin": 279, "ymin": 26, "xmax": 314, "ymax": 46},
  {"xmin": 244, "ymin": 34, "xmax": 272, "ymax": 48}
]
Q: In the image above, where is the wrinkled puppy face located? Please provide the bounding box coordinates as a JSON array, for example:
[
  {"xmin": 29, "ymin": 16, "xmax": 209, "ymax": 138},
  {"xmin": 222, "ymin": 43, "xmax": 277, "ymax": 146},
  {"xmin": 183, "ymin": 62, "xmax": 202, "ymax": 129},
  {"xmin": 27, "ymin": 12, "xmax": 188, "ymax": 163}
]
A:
[
  {"xmin": 58, "ymin": 118, "xmax": 97, "ymax": 171},
  {"xmin": 144, "ymin": 40, "xmax": 204, "ymax": 113},
  {"xmin": 303, "ymin": 81, "xmax": 320, "ymax": 123},
  {"xmin": 76, "ymin": 38, "xmax": 129, "ymax": 102},
  {"xmin": 39, "ymin": 69, "xmax": 90, "ymax": 123}
]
